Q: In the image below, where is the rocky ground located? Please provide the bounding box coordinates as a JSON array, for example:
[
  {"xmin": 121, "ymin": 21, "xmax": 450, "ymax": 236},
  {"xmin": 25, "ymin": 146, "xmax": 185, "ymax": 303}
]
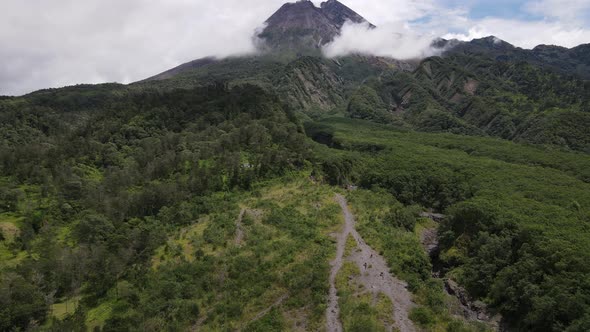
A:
[{"xmin": 328, "ymin": 194, "xmax": 416, "ymax": 332}]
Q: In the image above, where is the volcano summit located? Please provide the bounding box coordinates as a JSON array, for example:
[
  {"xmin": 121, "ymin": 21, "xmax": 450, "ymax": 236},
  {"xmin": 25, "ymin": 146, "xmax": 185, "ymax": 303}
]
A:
[{"xmin": 257, "ymin": 0, "xmax": 374, "ymax": 52}]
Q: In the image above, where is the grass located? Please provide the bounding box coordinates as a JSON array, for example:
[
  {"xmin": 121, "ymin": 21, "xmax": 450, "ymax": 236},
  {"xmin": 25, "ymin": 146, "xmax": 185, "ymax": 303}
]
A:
[
  {"xmin": 86, "ymin": 299, "xmax": 116, "ymax": 331},
  {"xmin": 49, "ymin": 296, "xmax": 82, "ymax": 320},
  {"xmin": 74, "ymin": 163, "xmax": 104, "ymax": 182},
  {"xmin": 55, "ymin": 226, "xmax": 75, "ymax": 247},
  {"xmin": 151, "ymin": 216, "xmax": 215, "ymax": 269},
  {"xmin": 336, "ymin": 261, "xmax": 389, "ymax": 331},
  {"xmin": 0, "ymin": 213, "xmax": 25, "ymax": 269},
  {"xmin": 375, "ymin": 293, "xmax": 395, "ymax": 328},
  {"xmin": 344, "ymin": 234, "xmax": 357, "ymax": 257},
  {"xmin": 0, "ymin": 214, "xmax": 21, "ymax": 242}
]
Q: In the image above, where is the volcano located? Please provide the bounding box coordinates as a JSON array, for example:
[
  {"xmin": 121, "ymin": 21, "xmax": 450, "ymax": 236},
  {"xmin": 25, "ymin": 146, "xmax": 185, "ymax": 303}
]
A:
[{"xmin": 257, "ymin": 0, "xmax": 373, "ymax": 52}]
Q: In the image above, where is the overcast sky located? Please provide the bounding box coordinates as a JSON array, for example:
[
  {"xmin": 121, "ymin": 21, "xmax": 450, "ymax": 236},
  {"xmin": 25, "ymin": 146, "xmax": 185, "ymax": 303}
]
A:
[{"xmin": 1, "ymin": 0, "xmax": 589, "ymax": 96}]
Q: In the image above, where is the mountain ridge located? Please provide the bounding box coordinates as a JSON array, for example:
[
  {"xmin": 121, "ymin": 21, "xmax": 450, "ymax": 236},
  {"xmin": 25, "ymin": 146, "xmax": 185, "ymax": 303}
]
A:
[{"xmin": 439, "ymin": 36, "xmax": 590, "ymax": 79}]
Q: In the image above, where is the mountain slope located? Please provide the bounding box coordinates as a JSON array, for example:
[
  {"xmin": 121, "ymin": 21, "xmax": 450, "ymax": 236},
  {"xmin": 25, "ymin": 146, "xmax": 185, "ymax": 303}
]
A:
[
  {"xmin": 442, "ymin": 36, "xmax": 590, "ymax": 79},
  {"xmin": 319, "ymin": 0, "xmax": 374, "ymax": 29},
  {"xmin": 142, "ymin": 1, "xmax": 589, "ymax": 152}
]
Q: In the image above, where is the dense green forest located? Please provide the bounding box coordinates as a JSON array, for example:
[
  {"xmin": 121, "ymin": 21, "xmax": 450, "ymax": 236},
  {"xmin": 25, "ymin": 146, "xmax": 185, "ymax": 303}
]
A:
[
  {"xmin": 1, "ymin": 38, "xmax": 590, "ymax": 331},
  {"xmin": 346, "ymin": 56, "xmax": 590, "ymax": 152},
  {"xmin": 308, "ymin": 118, "xmax": 590, "ymax": 331},
  {"xmin": 0, "ymin": 83, "xmax": 314, "ymax": 330}
]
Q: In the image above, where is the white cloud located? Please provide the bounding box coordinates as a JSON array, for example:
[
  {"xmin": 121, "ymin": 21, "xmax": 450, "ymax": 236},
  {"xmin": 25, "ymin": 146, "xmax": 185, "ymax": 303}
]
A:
[
  {"xmin": 443, "ymin": 18, "xmax": 590, "ymax": 49},
  {"xmin": 0, "ymin": 0, "xmax": 283, "ymax": 95},
  {"xmin": 0, "ymin": 0, "xmax": 589, "ymax": 96},
  {"xmin": 323, "ymin": 21, "xmax": 438, "ymax": 59},
  {"xmin": 337, "ymin": 0, "xmax": 439, "ymax": 24},
  {"xmin": 525, "ymin": 0, "xmax": 590, "ymax": 21}
]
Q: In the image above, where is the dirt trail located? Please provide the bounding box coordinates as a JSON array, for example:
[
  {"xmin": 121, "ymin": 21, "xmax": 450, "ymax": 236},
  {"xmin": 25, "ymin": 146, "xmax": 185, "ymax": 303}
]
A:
[
  {"xmin": 247, "ymin": 294, "xmax": 288, "ymax": 326},
  {"xmin": 328, "ymin": 194, "xmax": 416, "ymax": 332},
  {"xmin": 326, "ymin": 195, "xmax": 354, "ymax": 332},
  {"xmin": 234, "ymin": 208, "xmax": 246, "ymax": 245}
]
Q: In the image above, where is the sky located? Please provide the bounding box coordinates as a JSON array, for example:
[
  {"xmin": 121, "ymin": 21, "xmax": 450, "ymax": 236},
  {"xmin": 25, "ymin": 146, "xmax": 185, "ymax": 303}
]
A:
[{"xmin": 0, "ymin": 0, "xmax": 589, "ymax": 96}]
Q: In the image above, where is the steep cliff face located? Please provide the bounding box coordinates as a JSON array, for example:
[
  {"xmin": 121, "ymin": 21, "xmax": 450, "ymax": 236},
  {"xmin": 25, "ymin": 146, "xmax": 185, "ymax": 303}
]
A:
[{"xmin": 257, "ymin": 0, "xmax": 372, "ymax": 52}]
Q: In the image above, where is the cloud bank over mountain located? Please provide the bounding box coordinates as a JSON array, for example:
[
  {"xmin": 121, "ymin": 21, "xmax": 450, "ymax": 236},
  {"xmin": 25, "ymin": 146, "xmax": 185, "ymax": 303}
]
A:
[
  {"xmin": 322, "ymin": 21, "xmax": 438, "ymax": 59},
  {"xmin": 0, "ymin": 0, "xmax": 589, "ymax": 95}
]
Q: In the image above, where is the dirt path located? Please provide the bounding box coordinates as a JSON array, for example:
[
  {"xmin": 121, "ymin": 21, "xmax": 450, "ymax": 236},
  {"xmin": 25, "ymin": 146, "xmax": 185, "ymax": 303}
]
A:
[
  {"xmin": 326, "ymin": 195, "xmax": 354, "ymax": 332},
  {"xmin": 328, "ymin": 194, "xmax": 416, "ymax": 332},
  {"xmin": 234, "ymin": 208, "xmax": 246, "ymax": 246},
  {"xmin": 247, "ymin": 294, "xmax": 288, "ymax": 326}
]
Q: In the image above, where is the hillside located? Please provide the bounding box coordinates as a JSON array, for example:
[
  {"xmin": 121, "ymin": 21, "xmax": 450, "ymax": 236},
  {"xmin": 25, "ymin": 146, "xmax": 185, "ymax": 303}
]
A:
[
  {"xmin": 144, "ymin": 50, "xmax": 589, "ymax": 152},
  {"xmin": 1, "ymin": 0, "xmax": 590, "ymax": 331},
  {"xmin": 440, "ymin": 36, "xmax": 590, "ymax": 80},
  {"xmin": 143, "ymin": 1, "xmax": 589, "ymax": 153}
]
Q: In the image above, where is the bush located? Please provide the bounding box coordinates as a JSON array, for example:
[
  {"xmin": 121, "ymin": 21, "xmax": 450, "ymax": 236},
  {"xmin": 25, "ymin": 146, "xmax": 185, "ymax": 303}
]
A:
[
  {"xmin": 384, "ymin": 207, "xmax": 416, "ymax": 231},
  {"xmin": 409, "ymin": 307, "xmax": 435, "ymax": 327}
]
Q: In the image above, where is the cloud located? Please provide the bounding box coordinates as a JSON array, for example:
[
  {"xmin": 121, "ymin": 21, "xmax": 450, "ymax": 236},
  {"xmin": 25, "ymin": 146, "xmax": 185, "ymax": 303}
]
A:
[
  {"xmin": 0, "ymin": 0, "xmax": 283, "ymax": 95},
  {"xmin": 525, "ymin": 0, "xmax": 590, "ymax": 21},
  {"xmin": 336, "ymin": 0, "xmax": 439, "ymax": 23},
  {"xmin": 0, "ymin": 0, "xmax": 589, "ymax": 96},
  {"xmin": 323, "ymin": 21, "xmax": 438, "ymax": 59},
  {"xmin": 443, "ymin": 18, "xmax": 590, "ymax": 49}
]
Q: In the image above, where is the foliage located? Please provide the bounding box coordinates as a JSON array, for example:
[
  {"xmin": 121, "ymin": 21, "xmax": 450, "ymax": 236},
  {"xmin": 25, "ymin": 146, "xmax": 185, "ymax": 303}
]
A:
[
  {"xmin": 313, "ymin": 117, "xmax": 590, "ymax": 331},
  {"xmin": 347, "ymin": 85, "xmax": 390, "ymax": 122},
  {"xmin": 0, "ymin": 82, "xmax": 313, "ymax": 330},
  {"xmin": 1, "ymin": 42, "xmax": 589, "ymax": 331}
]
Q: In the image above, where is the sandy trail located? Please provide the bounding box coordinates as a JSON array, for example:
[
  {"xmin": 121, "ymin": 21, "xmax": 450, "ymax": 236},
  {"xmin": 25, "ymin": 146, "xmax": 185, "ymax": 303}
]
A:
[
  {"xmin": 234, "ymin": 208, "xmax": 246, "ymax": 245},
  {"xmin": 327, "ymin": 194, "xmax": 416, "ymax": 332},
  {"xmin": 326, "ymin": 195, "xmax": 354, "ymax": 332}
]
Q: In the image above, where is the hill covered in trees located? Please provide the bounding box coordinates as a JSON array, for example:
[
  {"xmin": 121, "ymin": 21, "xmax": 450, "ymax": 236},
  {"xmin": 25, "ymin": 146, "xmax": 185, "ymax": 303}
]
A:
[{"xmin": 1, "ymin": 1, "xmax": 590, "ymax": 331}]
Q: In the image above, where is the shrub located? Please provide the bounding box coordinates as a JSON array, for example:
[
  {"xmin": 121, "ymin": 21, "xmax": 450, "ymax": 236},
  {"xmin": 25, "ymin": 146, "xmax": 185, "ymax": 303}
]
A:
[
  {"xmin": 384, "ymin": 208, "xmax": 416, "ymax": 231},
  {"xmin": 409, "ymin": 307, "xmax": 435, "ymax": 327}
]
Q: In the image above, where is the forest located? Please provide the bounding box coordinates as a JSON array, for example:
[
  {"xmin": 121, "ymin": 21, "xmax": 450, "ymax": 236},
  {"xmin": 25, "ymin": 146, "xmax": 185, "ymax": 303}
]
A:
[
  {"xmin": 309, "ymin": 117, "xmax": 590, "ymax": 331},
  {"xmin": 1, "ymin": 51, "xmax": 590, "ymax": 331},
  {"xmin": 0, "ymin": 83, "xmax": 314, "ymax": 330}
]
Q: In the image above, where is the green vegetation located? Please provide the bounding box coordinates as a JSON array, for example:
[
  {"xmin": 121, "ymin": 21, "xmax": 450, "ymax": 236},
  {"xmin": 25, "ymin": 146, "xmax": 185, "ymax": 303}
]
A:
[
  {"xmin": 313, "ymin": 117, "xmax": 590, "ymax": 331},
  {"xmin": 100, "ymin": 178, "xmax": 340, "ymax": 331},
  {"xmin": 49, "ymin": 296, "xmax": 81, "ymax": 320},
  {"xmin": 0, "ymin": 82, "xmax": 315, "ymax": 330},
  {"xmin": 336, "ymin": 261, "xmax": 390, "ymax": 332},
  {"xmin": 346, "ymin": 189, "xmax": 488, "ymax": 332},
  {"xmin": 1, "ymin": 36, "xmax": 589, "ymax": 331},
  {"xmin": 340, "ymin": 53, "xmax": 590, "ymax": 152}
]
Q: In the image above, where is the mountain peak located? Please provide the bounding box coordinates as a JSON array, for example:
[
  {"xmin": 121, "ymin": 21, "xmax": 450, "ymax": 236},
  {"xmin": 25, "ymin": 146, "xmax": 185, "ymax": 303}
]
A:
[
  {"xmin": 320, "ymin": 0, "xmax": 373, "ymax": 28},
  {"xmin": 473, "ymin": 36, "xmax": 515, "ymax": 49},
  {"xmin": 257, "ymin": 0, "xmax": 372, "ymax": 53}
]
